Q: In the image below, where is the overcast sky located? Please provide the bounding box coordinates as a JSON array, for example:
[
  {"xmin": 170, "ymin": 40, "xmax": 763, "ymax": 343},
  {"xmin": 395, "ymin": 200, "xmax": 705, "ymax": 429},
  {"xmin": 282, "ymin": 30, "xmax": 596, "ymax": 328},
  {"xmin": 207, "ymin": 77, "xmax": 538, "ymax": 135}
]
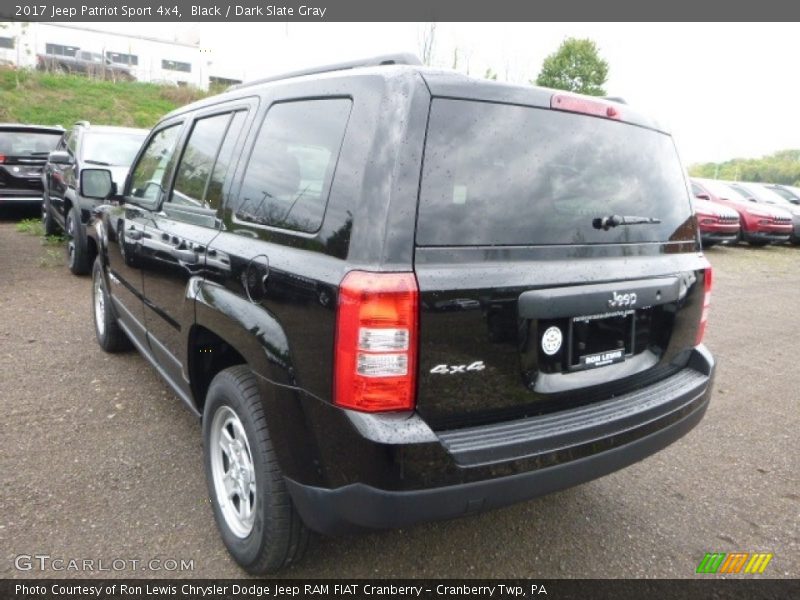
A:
[{"xmin": 95, "ymin": 22, "xmax": 799, "ymax": 165}]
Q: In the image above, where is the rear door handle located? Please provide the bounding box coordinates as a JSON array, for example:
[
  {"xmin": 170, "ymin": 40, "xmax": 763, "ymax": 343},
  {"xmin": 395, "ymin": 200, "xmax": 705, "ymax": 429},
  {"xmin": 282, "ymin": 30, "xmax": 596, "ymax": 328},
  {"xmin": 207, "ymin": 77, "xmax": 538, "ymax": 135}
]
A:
[{"xmin": 174, "ymin": 248, "xmax": 198, "ymax": 264}]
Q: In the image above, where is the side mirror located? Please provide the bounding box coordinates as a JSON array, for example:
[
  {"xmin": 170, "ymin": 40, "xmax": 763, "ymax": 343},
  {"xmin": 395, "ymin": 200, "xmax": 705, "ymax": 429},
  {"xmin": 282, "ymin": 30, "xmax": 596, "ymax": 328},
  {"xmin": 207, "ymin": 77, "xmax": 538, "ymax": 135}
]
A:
[
  {"xmin": 695, "ymin": 193, "xmax": 711, "ymax": 201},
  {"xmin": 80, "ymin": 168, "xmax": 116, "ymax": 200},
  {"xmin": 748, "ymin": 198, "xmax": 757, "ymax": 203},
  {"xmin": 48, "ymin": 150, "xmax": 72, "ymax": 165}
]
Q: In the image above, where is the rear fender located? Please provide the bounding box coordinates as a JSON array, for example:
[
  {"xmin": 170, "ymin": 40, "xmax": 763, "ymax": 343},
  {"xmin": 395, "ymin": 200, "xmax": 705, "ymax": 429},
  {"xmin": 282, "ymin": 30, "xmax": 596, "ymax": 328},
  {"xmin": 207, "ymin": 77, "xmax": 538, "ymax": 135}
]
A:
[{"xmin": 192, "ymin": 279, "xmax": 326, "ymax": 484}]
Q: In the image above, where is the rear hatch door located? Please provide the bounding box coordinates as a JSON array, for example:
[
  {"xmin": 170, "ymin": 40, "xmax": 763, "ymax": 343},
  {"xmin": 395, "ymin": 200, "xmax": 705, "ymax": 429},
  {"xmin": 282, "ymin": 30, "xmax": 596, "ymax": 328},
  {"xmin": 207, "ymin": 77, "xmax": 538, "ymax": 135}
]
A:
[
  {"xmin": 0, "ymin": 127, "xmax": 62, "ymax": 192},
  {"xmin": 414, "ymin": 96, "xmax": 708, "ymax": 430}
]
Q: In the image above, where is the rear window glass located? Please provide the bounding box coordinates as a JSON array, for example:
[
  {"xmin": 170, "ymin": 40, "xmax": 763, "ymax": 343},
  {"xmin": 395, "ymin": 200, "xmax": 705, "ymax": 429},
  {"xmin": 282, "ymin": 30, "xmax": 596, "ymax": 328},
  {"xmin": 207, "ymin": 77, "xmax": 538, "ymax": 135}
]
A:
[
  {"xmin": 0, "ymin": 131, "xmax": 61, "ymax": 156},
  {"xmin": 416, "ymin": 99, "xmax": 694, "ymax": 246}
]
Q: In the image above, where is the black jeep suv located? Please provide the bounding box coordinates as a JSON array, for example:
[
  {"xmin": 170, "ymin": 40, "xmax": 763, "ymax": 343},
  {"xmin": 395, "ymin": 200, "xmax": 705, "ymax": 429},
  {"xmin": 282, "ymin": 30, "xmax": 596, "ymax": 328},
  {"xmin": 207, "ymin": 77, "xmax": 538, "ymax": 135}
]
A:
[
  {"xmin": 0, "ymin": 124, "xmax": 63, "ymax": 207},
  {"xmin": 42, "ymin": 121, "xmax": 147, "ymax": 274},
  {"xmin": 82, "ymin": 54, "xmax": 715, "ymax": 573}
]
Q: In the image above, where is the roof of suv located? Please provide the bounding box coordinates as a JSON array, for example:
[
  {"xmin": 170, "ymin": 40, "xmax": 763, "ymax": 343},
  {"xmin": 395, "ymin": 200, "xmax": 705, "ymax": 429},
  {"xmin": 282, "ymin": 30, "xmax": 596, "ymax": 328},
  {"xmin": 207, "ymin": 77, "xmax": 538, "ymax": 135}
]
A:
[
  {"xmin": 160, "ymin": 55, "xmax": 666, "ymax": 134},
  {"xmin": 0, "ymin": 123, "xmax": 64, "ymax": 133},
  {"xmin": 72, "ymin": 123, "xmax": 149, "ymax": 135}
]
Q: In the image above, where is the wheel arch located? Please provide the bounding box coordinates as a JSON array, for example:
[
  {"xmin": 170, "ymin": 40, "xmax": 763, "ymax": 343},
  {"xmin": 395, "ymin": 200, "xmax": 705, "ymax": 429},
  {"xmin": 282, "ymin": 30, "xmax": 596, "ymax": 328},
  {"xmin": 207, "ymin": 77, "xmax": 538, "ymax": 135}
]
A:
[
  {"xmin": 191, "ymin": 280, "xmax": 298, "ymax": 399},
  {"xmin": 191, "ymin": 281, "xmax": 325, "ymax": 484}
]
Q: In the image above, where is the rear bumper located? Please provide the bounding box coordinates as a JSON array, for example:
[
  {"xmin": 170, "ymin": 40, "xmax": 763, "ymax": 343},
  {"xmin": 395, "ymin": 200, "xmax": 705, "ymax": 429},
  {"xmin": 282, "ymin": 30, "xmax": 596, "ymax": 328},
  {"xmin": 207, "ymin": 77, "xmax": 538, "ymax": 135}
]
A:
[{"xmin": 286, "ymin": 346, "xmax": 715, "ymax": 534}]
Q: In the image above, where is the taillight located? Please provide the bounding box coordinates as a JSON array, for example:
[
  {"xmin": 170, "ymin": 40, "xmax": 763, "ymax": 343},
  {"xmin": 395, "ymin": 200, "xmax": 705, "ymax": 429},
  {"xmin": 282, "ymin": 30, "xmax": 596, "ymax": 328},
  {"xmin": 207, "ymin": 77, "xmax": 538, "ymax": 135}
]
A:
[
  {"xmin": 695, "ymin": 267, "xmax": 713, "ymax": 345},
  {"xmin": 334, "ymin": 271, "xmax": 418, "ymax": 412},
  {"xmin": 550, "ymin": 94, "xmax": 621, "ymax": 120},
  {"xmin": 0, "ymin": 154, "xmax": 5, "ymax": 164}
]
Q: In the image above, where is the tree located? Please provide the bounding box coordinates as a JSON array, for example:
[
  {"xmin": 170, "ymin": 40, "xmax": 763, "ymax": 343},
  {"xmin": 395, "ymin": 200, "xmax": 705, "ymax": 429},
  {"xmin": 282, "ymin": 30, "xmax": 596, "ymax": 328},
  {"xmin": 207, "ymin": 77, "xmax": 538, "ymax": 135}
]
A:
[
  {"xmin": 418, "ymin": 23, "xmax": 437, "ymax": 66},
  {"xmin": 688, "ymin": 149, "xmax": 800, "ymax": 185},
  {"xmin": 535, "ymin": 37, "xmax": 609, "ymax": 96}
]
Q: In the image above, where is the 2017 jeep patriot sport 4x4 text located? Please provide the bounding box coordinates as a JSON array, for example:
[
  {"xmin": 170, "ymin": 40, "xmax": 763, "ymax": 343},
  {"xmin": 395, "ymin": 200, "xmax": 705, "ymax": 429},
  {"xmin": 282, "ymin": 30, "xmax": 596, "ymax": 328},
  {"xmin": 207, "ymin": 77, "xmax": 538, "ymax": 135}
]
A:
[{"xmin": 82, "ymin": 54, "xmax": 715, "ymax": 573}]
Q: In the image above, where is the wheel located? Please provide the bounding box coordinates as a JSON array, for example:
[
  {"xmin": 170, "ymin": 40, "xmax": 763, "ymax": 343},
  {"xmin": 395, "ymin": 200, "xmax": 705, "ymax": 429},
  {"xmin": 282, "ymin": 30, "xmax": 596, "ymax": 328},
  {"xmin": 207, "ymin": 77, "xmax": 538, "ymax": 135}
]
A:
[
  {"xmin": 66, "ymin": 205, "xmax": 91, "ymax": 275},
  {"xmin": 703, "ymin": 240, "xmax": 717, "ymax": 248},
  {"xmin": 92, "ymin": 257, "xmax": 132, "ymax": 352},
  {"xmin": 748, "ymin": 240, "xmax": 770, "ymax": 247},
  {"xmin": 203, "ymin": 366, "xmax": 310, "ymax": 573},
  {"xmin": 42, "ymin": 194, "xmax": 60, "ymax": 236}
]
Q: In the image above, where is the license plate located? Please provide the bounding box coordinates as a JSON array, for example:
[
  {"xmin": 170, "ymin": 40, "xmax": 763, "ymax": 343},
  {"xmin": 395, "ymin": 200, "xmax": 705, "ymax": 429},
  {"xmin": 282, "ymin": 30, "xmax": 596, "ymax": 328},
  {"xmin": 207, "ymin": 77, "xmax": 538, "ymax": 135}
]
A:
[{"xmin": 569, "ymin": 310, "xmax": 634, "ymax": 370}]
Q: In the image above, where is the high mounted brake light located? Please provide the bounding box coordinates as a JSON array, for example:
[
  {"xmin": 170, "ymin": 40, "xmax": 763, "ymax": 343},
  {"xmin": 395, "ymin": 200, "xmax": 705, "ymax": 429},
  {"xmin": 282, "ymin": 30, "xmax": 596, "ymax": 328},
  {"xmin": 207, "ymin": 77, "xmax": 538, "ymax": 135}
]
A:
[
  {"xmin": 695, "ymin": 267, "xmax": 713, "ymax": 346},
  {"xmin": 550, "ymin": 94, "xmax": 621, "ymax": 120},
  {"xmin": 334, "ymin": 271, "xmax": 419, "ymax": 412}
]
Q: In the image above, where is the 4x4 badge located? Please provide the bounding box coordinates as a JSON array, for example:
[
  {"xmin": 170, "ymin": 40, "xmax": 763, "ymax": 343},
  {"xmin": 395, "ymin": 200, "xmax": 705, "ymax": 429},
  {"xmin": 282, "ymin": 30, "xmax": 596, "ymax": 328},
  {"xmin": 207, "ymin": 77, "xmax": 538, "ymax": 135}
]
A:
[{"xmin": 430, "ymin": 361, "xmax": 485, "ymax": 375}]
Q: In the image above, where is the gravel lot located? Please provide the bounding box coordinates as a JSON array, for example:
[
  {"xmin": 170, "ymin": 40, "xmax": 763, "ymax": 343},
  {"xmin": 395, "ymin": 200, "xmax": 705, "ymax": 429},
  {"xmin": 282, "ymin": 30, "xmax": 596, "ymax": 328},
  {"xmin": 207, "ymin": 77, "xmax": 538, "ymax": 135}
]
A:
[{"xmin": 1, "ymin": 206, "xmax": 798, "ymax": 579}]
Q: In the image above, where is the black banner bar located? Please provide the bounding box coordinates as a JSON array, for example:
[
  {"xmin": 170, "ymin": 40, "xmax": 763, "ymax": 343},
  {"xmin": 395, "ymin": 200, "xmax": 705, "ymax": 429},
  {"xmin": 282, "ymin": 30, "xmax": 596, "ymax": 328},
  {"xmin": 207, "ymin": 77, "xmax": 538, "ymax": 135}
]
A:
[
  {"xmin": 2, "ymin": 579, "xmax": 799, "ymax": 600},
  {"xmin": 2, "ymin": 0, "xmax": 800, "ymax": 22}
]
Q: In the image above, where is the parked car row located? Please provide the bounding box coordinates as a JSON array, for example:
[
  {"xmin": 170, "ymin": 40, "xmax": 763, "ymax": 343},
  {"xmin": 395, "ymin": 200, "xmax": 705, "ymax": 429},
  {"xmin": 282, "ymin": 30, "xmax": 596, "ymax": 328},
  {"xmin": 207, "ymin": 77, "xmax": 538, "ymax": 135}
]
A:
[
  {"xmin": 37, "ymin": 51, "xmax": 136, "ymax": 82},
  {"xmin": 41, "ymin": 121, "xmax": 148, "ymax": 273},
  {"xmin": 691, "ymin": 178, "xmax": 800, "ymax": 247}
]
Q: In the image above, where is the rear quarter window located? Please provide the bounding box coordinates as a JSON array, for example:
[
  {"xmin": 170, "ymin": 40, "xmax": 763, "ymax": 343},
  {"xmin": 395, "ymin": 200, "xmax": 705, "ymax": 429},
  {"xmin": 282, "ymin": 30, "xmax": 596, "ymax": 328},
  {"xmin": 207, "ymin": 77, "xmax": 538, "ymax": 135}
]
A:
[
  {"xmin": 231, "ymin": 98, "xmax": 352, "ymax": 234},
  {"xmin": 416, "ymin": 99, "xmax": 694, "ymax": 246}
]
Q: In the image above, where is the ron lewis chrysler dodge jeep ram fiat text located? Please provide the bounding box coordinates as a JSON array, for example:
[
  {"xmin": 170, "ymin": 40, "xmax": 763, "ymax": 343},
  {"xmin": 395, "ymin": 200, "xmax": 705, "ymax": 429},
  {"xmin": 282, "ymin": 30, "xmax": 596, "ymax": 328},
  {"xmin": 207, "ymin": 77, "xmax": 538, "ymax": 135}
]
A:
[{"xmin": 80, "ymin": 54, "xmax": 715, "ymax": 572}]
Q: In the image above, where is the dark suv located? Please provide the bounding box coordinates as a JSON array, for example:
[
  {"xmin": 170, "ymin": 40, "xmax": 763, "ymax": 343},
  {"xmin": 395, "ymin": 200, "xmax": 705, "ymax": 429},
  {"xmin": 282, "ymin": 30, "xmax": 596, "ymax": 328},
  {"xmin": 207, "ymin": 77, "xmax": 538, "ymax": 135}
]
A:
[
  {"xmin": 42, "ymin": 122, "xmax": 147, "ymax": 274},
  {"xmin": 0, "ymin": 124, "xmax": 63, "ymax": 207},
  {"xmin": 81, "ymin": 55, "xmax": 715, "ymax": 573}
]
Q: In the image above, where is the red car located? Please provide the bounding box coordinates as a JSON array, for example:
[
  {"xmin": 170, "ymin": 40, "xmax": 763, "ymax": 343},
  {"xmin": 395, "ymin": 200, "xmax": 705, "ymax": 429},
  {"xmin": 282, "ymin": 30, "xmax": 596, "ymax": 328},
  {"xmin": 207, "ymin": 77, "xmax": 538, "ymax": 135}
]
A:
[
  {"xmin": 691, "ymin": 197, "xmax": 740, "ymax": 247},
  {"xmin": 691, "ymin": 178, "xmax": 792, "ymax": 246}
]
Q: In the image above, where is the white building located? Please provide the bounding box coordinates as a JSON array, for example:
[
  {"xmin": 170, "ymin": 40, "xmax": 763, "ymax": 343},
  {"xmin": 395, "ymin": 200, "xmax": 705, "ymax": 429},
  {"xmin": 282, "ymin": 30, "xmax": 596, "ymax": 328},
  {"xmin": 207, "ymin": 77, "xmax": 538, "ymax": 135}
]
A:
[{"xmin": 0, "ymin": 22, "xmax": 244, "ymax": 89}]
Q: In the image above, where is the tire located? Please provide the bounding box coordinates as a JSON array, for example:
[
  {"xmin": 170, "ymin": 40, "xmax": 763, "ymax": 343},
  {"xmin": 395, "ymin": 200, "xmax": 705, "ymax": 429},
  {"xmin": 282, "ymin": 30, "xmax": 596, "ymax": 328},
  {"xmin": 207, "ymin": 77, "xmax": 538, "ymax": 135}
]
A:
[
  {"xmin": 92, "ymin": 257, "xmax": 132, "ymax": 352},
  {"xmin": 42, "ymin": 194, "xmax": 60, "ymax": 236},
  {"xmin": 66, "ymin": 205, "xmax": 90, "ymax": 275},
  {"xmin": 748, "ymin": 240, "xmax": 770, "ymax": 247},
  {"xmin": 203, "ymin": 366, "xmax": 310, "ymax": 573},
  {"xmin": 702, "ymin": 240, "xmax": 717, "ymax": 249}
]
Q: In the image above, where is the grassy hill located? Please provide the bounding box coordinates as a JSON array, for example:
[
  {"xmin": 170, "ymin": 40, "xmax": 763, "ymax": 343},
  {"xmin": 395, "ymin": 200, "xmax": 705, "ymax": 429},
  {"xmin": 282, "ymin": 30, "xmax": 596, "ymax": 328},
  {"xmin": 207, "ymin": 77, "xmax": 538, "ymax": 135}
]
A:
[{"xmin": 0, "ymin": 68, "xmax": 208, "ymax": 129}]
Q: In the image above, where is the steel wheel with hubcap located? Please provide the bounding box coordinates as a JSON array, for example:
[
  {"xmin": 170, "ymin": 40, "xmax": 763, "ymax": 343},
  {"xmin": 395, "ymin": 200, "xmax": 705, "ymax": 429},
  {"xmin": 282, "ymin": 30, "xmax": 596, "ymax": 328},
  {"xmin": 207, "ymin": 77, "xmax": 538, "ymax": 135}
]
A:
[
  {"xmin": 91, "ymin": 257, "xmax": 131, "ymax": 352},
  {"xmin": 210, "ymin": 406, "xmax": 257, "ymax": 538},
  {"xmin": 94, "ymin": 275, "xmax": 106, "ymax": 338},
  {"xmin": 42, "ymin": 195, "xmax": 59, "ymax": 236},
  {"xmin": 202, "ymin": 366, "xmax": 310, "ymax": 573},
  {"xmin": 66, "ymin": 206, "xmax": 90, "ymax": 275}
]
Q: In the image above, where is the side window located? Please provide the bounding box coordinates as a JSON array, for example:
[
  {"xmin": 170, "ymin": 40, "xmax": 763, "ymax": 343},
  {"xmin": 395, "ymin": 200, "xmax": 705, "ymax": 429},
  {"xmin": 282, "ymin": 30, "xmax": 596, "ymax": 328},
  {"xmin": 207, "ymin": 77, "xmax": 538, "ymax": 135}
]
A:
[
  {"xmin": 170, "ymin": 113, "xmax": 231, "ymax": 209},
  {"xmin": 233, "ymin": 98, "xmax": 352, "ymax": 233},
  {"xmin": 206, "ymin": 111, "xmax": 247, "ymax": 211},
  {"xmin": 129, "ymin": 124, "xmax": 182, "ymax": 207}
]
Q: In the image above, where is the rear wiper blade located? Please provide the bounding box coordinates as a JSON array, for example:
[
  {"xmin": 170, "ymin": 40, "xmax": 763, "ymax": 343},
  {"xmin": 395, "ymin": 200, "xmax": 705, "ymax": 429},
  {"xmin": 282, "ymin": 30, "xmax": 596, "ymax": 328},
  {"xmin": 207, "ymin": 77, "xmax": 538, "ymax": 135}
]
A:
[
  {"xmin": 592, "ymin": 214, "xmax": 661, "ymax": 230},
  {"xmin": 84, "ymin": 159, "xmax": 111, "ymax": 166}
]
